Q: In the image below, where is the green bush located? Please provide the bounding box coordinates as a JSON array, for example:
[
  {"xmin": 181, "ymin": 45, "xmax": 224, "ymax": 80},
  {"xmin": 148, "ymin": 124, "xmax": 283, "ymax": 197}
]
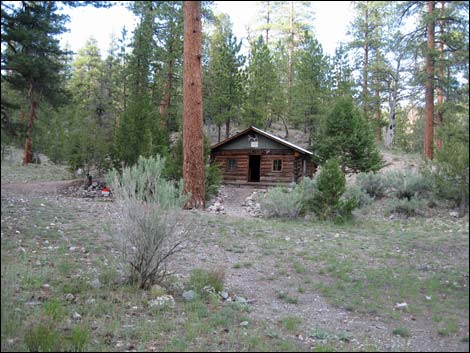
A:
[
  {"xmin": 356, "ymin": 172, "xmax": 387, "ymax": 198},
  {"xmin": 260, "ymin": 185, "xmax": 303, "ymax": 219},
  {"xmin": 205, "ymin": 162, "xmax": 222, "ymax": 201},
  {"xmin": 310, "ymin": 159, "xmax": 357, "ymax": 221}
]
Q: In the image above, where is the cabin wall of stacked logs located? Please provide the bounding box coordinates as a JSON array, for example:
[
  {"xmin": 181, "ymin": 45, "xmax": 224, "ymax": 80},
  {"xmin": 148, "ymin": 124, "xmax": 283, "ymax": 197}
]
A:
[{"xmin": 212, "ymin": 149, "xmax": 315, "ymax": 184}]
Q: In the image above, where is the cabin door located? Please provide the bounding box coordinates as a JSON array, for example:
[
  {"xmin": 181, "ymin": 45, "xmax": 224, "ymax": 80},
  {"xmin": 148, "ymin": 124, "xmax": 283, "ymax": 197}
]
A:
[{"xmin": 248, "ymin": 155, "xmax": 260, "ymax": 182}]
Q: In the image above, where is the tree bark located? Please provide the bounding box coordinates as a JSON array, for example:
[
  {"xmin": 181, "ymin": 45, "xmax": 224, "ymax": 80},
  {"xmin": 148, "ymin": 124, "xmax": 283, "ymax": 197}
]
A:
[
  {"xmin": 362, "ymin": 3, "xmax": 370, "ymax": 118},
  {"xmin": 287, "ymin": 1, "xmax": 294, "ymax": 121},
  {"xmin": 159, "ymin": 42, "xmax": 174, "ymax": 131},
  {"xmin": 225, "ymin": 118, "xmax": 230, "ymax": 139},
  {"xmin": 182, "ymin": 1, "xmax": 205, "ymax": 209},
  {"xmin": 23, "ymin": 99, "xmax": 37, "ymax": 166},
  {"xmin": 436, "ymin": 0, "xmax": 444, "ymax": 150},
  {"xmin": 424, "ymin": 0, "xmax": 435, "ymax": 160}
]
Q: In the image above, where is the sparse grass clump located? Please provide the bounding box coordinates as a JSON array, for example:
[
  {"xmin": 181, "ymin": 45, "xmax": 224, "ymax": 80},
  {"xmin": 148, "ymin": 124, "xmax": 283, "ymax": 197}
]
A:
[
  {"xmin": 280, "ymin": 316, "xmax": 302, "ymax": 332},
  {"xmin": 24, "ymin": 323, "xmax": 62, "ymax": 352},
  {"xmin": 189, "ymin": 268, "xmax": 225, "ymax": 295},
  {"xmin": 393, "ymin": 326, "xmax": 411, "ymax": 338}
]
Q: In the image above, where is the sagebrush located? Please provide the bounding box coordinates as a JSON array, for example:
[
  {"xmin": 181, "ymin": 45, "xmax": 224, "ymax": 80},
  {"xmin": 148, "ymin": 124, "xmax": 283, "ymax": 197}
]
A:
[{"xmin": 108, "ymin": 155, "xmax": 190, "ymax": 289}]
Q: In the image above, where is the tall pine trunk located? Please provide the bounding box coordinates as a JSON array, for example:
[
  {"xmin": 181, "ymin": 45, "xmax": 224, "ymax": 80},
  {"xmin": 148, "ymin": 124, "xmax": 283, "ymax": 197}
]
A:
[
  {"xmin": 436, "ymin": 0, "xmax": 444, "ymax": 150},
  {"xmin": 362, "ymin": 3, "xmax": 370, "ymax": 118},
  {"xmin": 23, "ymin": 99, "xmax": 37, "ymax": 166},
  {"xmin": 182, "ymin": 1, "xmax": 205, "ymax": 209},
  {"xmin": 424, "ymin": 0, "xmax": 435, "ymax": 160}
]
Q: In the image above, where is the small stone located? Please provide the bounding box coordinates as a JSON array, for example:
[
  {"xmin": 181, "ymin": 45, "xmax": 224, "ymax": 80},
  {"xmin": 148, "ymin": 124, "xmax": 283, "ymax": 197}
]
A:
[
  {"xmin": 449, "ymin": 211, "xmax": 459, "ymax": 218},
  {"xmin": 86, "ymin": 298, "xmax": 96, "ymax": 305},
  {"xmin": 425, "ymin": 295, "xmax": 432, "ymax": 301},
  {"xmin": 240, "ymin": 321, "xmax": 249, "ymax": 327},
  {"xmin": 219, "ymin": 291, "xmax": 229, "ymax": 300},
  {"xmin": 395, "ymin": 302, "xmax": 408, "ymax": 310},
  {"xmin": 149, "ymin": 295, "xmax": 175, "ymax": 307},
  {"xmin": 17, "ymin": 247, "xmax": 26, "ymax": 253},
  {"xmin": 34, "ymin": 261, "xmax": 41, "ymax": 267},
  {"xmin": 65, "ymin": 293, "xmax": 75, "ymax": 301},
  {"xmin": 69, "ymin": 246, "xmax": 77, "ymax": 252},
  {"xmin": 72, "ymin": 312, "xmax": 82, "ymax": 321},
  {"xmin": 182, "ymin": 290, "xmax": 196, "ymax": 302}
]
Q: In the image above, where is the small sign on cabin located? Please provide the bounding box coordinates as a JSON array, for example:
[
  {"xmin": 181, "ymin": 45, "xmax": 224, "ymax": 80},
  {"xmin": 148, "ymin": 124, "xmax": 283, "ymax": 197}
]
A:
[{"xmin": 248, "ymin": 134, "xmax": 258, "ymax": 148}]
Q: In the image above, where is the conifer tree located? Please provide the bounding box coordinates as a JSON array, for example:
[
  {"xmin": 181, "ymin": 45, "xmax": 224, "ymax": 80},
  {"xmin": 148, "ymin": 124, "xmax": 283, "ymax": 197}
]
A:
[
  {"xmin": 183, "ymin": 0, "xmax": 205, "ymax": 209},
  {"xmin": 314, "ymin": 97, "xmax": 384, "ymax": 173},
  {"xmin": 244, "ymin": 36, "xmax": 276, "ymax": 128},
  {"xmin": 205, "ymin": 14, "xmax": 245, "ymax": 141},
  {"xmin": 1, "ymin": 1, "xmax": 68, "ymax": 165}
]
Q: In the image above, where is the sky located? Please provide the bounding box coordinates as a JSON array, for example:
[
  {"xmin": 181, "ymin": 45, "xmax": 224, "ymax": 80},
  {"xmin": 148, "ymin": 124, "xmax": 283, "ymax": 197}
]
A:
[{"xmin": 60, "ymin": 1, "xmax": 354, "ymax": 58}]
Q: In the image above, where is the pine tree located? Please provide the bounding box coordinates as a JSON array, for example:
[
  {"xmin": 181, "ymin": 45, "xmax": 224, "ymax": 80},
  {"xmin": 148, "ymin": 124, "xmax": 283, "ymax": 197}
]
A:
[
  {"xmin": 205, "ymin": 14, "xmax": 245, "ymax": 141},
  {"xmin": 244, "ymin": 36, "xmax": 276, "ymax": 128},
  {"xmin": 293, "ymin": 33, "xmax": 330, "ymax": 140},
  {"xmin": 1, "ymin": 1, "xmax": 68, "ymax": 165},
  {"xmin": 314, "ymin": 97, "xmax": 384, "ymax": 173},
  {"xmin": 183, "ymin": 0, "xmax": 205, "ymax": 209}
]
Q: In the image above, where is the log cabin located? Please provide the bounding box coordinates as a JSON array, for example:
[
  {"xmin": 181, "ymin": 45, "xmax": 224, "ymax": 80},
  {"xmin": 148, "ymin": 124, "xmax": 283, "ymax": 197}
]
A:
[{"xmin": 210, "ymin": 126, "xmax": 316, "ymax": 186}]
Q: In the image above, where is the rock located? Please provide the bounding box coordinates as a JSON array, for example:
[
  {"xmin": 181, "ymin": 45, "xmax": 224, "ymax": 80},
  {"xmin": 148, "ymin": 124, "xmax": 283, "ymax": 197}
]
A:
[
  {"xmin": 395, "ymin": 302, "xmax": 408, "ymax": 310},
  {"xmin": 65, "ymin": 293, "xmax": 75, "ymax": 301},
  {"xmin": 240, "ymin": 321, "xmax": 249, "ymax": 327},
  {"xmin": 219, "ymin": 291, "xmax": 229, "ymax": 300},
  {"xmin": 41, "ymin": 283, "xmax": 51, "ymax": 294},
  {"xmin": 72, "ymin": 312, "xmax": 82, "ymax": 321},
  {"xmin": 34, "ymin": 261, "xmax": 41, "ymax": 267},
  {"xmin": 449, "ymin": 211, "xmax": 459, "ymax": 218},
  {"xmin": 149, "ymin": 295, "xmax": 175, "ymax": 308},
  {"xmin": 90, "ymin": 279, "xmax": 101, "ymax": 289},
  {"xmin": 86, "ymin": 298, "xmax": 96, "ymax": 305},
  {"xmin": 17, "ymin": 246, "xmax": 26, "ymax": 254},
  {"xmin": 182, "ymin": 290, "xmax": 196, "ymax": 302},
  {"xmin": 69, "ymin": 246, "xmax": 77, "ymax": 252}
]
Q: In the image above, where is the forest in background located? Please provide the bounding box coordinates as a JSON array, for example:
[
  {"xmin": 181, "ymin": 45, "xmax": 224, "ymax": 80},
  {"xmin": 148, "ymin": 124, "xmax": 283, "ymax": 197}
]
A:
[{"xmin": 1, "ymin": 1, "xmax": 468, "ymax": 185}]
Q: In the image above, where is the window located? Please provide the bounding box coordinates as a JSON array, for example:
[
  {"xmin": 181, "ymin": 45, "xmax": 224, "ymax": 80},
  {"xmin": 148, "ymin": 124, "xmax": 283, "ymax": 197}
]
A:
[
  {"xmin": 227, "ymin": 159, "xmax": 236, "ymax": 171},
  {"xmin": 273, "ymin": 159, "xmax": 282, "ymax": 171}
]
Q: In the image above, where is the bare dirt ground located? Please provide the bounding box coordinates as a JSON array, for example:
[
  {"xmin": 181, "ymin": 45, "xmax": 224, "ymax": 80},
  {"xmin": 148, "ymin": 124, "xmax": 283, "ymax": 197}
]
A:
[{"xmin": 2, "ymin": 177, "xmax": 468, "ymax": 352}]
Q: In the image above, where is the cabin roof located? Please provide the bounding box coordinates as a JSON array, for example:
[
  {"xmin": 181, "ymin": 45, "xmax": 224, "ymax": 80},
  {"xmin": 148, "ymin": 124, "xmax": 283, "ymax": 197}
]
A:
[{"xmin": 211, "ymin": 126, "xmax": 313, "ymax": 156}]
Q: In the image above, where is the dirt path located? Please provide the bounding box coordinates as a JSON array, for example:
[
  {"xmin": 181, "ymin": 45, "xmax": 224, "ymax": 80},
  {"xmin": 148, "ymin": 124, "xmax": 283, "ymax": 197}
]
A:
[{"xmin": 1, "ymin": 179, "xmax": 83, "ymax": 195}]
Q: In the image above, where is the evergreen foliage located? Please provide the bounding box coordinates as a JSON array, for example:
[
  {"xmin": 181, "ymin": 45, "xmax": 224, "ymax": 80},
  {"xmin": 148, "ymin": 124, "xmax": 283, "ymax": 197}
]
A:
[
  {"xmin": 309, "ymin": 159, "xmax": 357, "ymax": 221},
  {"xmin": 244, "ymin": 36, "xmax": 276, "ymax": 128},
  {"xmin": 205, "ymin": 14, "xmax": 245, "ymax": 140},
  {"xmin": 314, "ymin": 97, "xmax": 384, "ymax": 173}
]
